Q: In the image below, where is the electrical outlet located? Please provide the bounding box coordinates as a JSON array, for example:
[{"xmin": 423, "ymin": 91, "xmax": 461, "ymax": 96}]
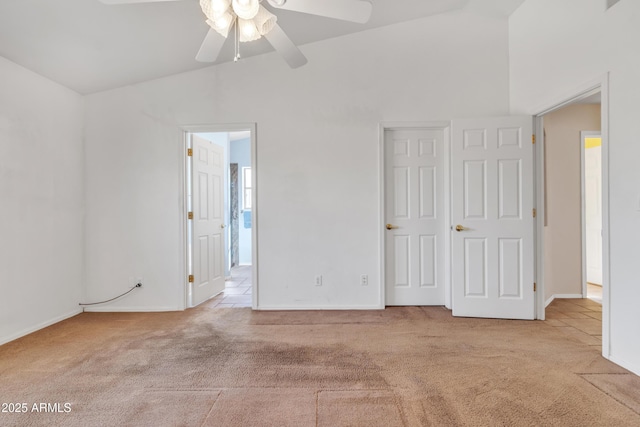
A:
[
  {"xmin": 360, "ymin": 274, "xmax": 368, "ymax": 286},
  {"xmin": 315, "ymin": 275, "xmax": 323, "ymax": 286}
]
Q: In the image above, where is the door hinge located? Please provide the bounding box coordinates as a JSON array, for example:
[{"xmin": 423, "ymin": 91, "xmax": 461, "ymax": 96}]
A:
[
  {"xmin": 188, "ymin": 274, "xmax": 194, "ymax": 283},
  {"xmin": 533, "ymin": 208, "xmax": 537, "ymax": 218},
  {"xmin": 534, "ymin": 282, "xmax": 537, "ymax": 292},
  {"xmin": 187, "ymin": 148, "xmax": 193, "ymax": 157},
  {"xmin": 188, "ymin": 211, "xmax": 193, "ymax": 220},
  {"xmin": 532, "ymin": 134, "xmax": 536, "ymax": 144}
]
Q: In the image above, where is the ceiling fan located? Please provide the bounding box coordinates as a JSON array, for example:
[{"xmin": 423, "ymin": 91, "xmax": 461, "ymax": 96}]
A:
[{"xmin": 100, "ymin": 0, "xmax": 373, "ymax": 68}]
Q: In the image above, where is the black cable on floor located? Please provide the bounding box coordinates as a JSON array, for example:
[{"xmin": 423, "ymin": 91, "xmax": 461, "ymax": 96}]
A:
[{"xmin": 79, "ymin": 283, "xmax": 142, "ymax": 306}]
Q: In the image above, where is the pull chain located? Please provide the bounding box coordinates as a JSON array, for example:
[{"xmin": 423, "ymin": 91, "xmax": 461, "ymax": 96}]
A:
[{"xmin": 234, "ymin": 18, "xmax": 241, "ymax": 62}]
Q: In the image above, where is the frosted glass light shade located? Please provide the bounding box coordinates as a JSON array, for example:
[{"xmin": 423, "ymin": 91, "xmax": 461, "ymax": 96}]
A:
[
  {"xmin": 254, "ymin": 5, "xmax": 277, "ymax": 36},
  {"xmin": 211, "ymin": 0, "xmax": 231, "ymax": 14},
  {"xmin": 207, "ymin": 12, "xmax": 234, "ymax": 38},
  {"xmin": 200, "ymin": 0, "xmax": 230, "ymax": 20},
  {"xmin": 238, "ymin": 18, "xmax": 260, "ymax": 42},
  {"xmin": 232, "ymin": 0, "xmax": 260, "ymax": 20},
  {"xmin": 200, "ymin": 0, "xmax": 276, "ymax": 42}
]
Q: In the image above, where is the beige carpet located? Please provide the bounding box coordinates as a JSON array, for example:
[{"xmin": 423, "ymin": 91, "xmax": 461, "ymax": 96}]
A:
[{"xmin": 0, "ymin": 305, "xmax": 638, "ymax": 426}]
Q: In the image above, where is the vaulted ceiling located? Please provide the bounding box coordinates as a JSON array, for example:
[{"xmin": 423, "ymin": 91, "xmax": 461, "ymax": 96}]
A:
[{"xmin": 0, "ymin": 0, "xmax": 525, "ymax": 94}]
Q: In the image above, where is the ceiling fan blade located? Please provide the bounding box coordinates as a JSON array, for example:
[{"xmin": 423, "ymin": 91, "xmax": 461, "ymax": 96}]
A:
[
  {"xmin": 264, "ymin": 24, "xmax": 307, "ymax": 69},
  {"xmin": 267, "ymin": 0, "xmax": 372, "ymax": 24},
  {"xmin": 196, "ymin": 28, "xmax": 226, "ymax": 63},
  {"xmin": 99, "ymin": 0, "xmax": 181, "ymax": 4}
]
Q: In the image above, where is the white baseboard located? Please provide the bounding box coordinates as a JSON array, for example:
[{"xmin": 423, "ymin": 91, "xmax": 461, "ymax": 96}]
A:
[
  {"xmin": 0, "ymin": 308, "xmax": 83, "ymax": 346},
  {"xmin": 609, "ymin": 354, "xmax": 640, "ymax": 377},
  {"xmin": 83, "ymin": 306, "xmax": 184, "ymax": 312},
  {"xmin": 545, "ymin": 294, "xmax": 583, "ymax": 307}
]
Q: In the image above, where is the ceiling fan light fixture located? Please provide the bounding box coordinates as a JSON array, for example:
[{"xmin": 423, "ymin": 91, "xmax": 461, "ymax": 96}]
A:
[
  {"xmin": 253, "ymin": 6, "xmax": 277, "ymax": 36},
  {"xmin": 232, "ymin": 0, "xmax": 260, "ymax": 20},
  {"xmin": 238, "ymin": 18, "xmax": 260, "ymax": 42},
  {"xmin": 207, "ymin": 18, "xmax": 232, "ymax": 38},
  {"xmin": 210, "ymin": 0, "xmax": 231, "ymax": 15},
  {"xmin": 215, "ymin": 12, "xmax": 234, "ymax": 29},
  {"xmin": 200, "ymin": 0, "xmax": 228, "ymax": 20}
]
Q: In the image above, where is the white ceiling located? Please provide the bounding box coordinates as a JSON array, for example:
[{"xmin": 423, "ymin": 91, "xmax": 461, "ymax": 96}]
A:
[{"xmin": 0, "ymin": 0, "xmax": 526, "ymax": 94}]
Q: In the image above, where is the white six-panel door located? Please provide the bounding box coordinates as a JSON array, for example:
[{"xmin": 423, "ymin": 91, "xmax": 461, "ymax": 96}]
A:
[
  {"xmin": 385, "ymin": 128, "xmax": 445, "ymax": 305},
  {"xmin": 192, "ymin": 135, "xmax": 225, "ymax": 306},
  {"xmin": 451, "ymin": 117, "xmax": 535, "ymax": 319}
]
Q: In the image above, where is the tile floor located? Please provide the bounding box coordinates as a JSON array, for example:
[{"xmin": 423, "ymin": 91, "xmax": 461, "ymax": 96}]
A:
[
  {"xmin": 587, "ymin": 282, "xmax": 602, "ymax": 303},
  {"xmin": 545, "ymin": 294, "xmax": 602, "ymax": 349},
  {"xmin": 207, "ymin": 265, "xmax": 253, "ymax": 308}
]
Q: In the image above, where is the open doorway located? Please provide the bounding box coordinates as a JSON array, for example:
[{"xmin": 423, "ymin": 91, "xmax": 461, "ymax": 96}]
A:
[
  {"xmin": 223, "ymin": 131, "xmax": 254, "ymax": 307},
  {"xmin": 541, "ymin": 99, "xmax": 601, "ymax": 302},
  {"xmin": 538, "ymin": 90, "xmax": 605, "ymax": 348},
  {"xmin": 581, "ymin": 131, "xmax": 603, "ymax": 303},
  {"xmin": 229, "ymin": 132, "xmax": 253, "ymax": 270},
  {"xmin": 183, "ymin": 124, "xmax": 257, "ymax": 309}
]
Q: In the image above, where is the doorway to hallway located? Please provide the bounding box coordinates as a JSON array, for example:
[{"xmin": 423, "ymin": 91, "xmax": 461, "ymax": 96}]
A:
[
  {"xmin": 209, "ymin": 265, "xmax": 253, "ymax": 308},
  {"xmin": 538, "ymin": 89, "xmax": 604, "ymax": 350},
  {"xmin": 228, "ymin": 132, "xmax": 253, "ymax": 271},
  {"xmin": 540, "ymin": 98, "xmax": 601, "ymax": 302},
  {"xmin": 582, "ymin": 132, "xmax": 603, "ymax": 304},
  {"xmin": 182, "ymin": 123, "xmax": 257, "ymax": 309}
]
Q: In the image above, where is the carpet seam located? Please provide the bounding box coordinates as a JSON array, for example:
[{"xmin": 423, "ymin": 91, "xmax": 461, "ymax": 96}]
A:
[
  {"xmin": 578, "ymin": 374, "xmax": 640, "ymax": 416},
  {"xmin": 315, "ymin": 390, "xmax": 319, "ymax": 427},
  {"xmin": 199, "ymin": 389, "xmax": 223, "ymax": 427}
]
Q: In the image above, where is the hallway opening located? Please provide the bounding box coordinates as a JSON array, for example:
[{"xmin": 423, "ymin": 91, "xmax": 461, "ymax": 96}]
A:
[{"xmin": 208, "ymin": 265, "xmax": 253, "ymax": 308}]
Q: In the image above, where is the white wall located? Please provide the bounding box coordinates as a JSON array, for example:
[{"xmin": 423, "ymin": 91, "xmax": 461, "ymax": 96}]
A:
[
  {"xmin": 83, "ymin": 11, "xmax": 511, "ymax": 311},
  {"xmin": 0, "ymin": 57, "xmax": 84, "ymax": 344},
  {"xmin": 543, "ymin": 104, "xmax": 601, "ymax": 302},
  {"xmin": 510, "ymin": 0, "xmax": 640, "ymax": 375}
]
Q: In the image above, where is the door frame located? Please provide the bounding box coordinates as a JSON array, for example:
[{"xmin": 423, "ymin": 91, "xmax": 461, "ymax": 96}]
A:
[
  {"xmin": 533, "ymin": 74, "xmax": 610, "ymax": 357},
  {"xmin": 378, "ymin": 122, "xmax": 452, "ymax": 309},
  {"xmin": 180, "ymin": 123, "xmax": 258, "ymax": 309},
  {"xmin": 580, "ymin": 130, "xmax": 602, "ymax": 296}
]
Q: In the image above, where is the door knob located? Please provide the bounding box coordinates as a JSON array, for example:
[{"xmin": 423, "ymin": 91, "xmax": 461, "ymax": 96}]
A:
[
  {"xmin": 386, "ymin": 224, "xmax": 398, "ymax": 230},
  {"xmin": 455, "ymin": 224, "xmax": 466, "ymax": 232},
  {"xmin": 221, "ymin": 224, "xmax": 226, "ymax": 229}
]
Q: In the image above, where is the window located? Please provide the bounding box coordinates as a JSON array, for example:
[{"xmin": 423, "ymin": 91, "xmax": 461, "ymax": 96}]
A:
[{"xmin": 242, "ymin": 167, "xmax": 252, "ymax": 210}]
